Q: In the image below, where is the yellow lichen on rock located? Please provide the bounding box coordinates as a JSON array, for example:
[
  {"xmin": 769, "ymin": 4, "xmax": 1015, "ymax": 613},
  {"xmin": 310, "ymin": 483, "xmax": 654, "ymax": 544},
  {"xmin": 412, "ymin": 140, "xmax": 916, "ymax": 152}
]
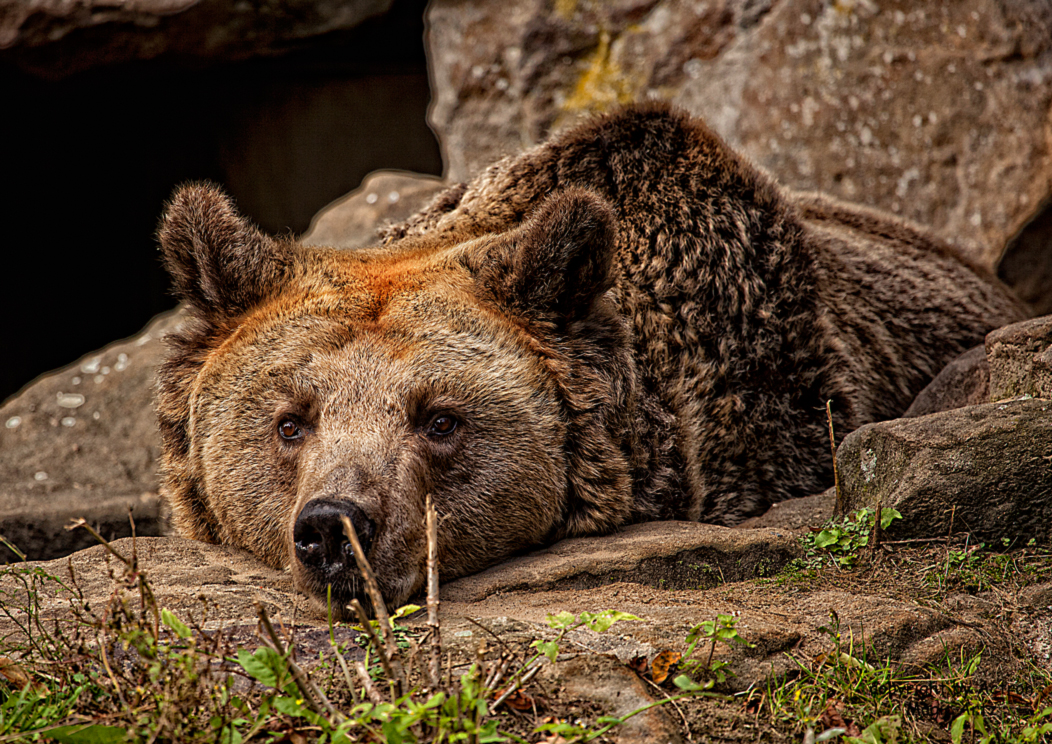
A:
[{"xmin": 560, "ymin": 30, "xmax": 641, "ymax": 117}]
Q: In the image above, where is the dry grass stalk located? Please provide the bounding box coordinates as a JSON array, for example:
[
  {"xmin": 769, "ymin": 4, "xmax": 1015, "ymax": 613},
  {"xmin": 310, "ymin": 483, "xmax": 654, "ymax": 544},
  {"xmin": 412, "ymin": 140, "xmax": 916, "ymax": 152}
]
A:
[
  {"xmin": 426, "ymin": 495, "xmax": 441, "ymax": 690},
  {"xmin": 257, "ymin": 603, "xmax": 343, "ymax": 723},
  {"xmin": 826, "ymin": 400, "xmax": 843, "ymax": 515},
  {"xmin": 350, "ymin": 598, "xmax": 403, "ymax": 700},
  {"xmin": 340, "ymin": 515, "xmax": 408, "ymax": 694},
  {"xmin": 355, "ymin": 660, "xmax": 384, "ymax": 705}
]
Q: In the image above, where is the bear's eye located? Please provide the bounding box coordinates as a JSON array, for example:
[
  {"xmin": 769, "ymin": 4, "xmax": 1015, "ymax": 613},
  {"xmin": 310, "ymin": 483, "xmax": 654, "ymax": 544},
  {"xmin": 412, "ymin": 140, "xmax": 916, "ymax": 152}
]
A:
[
  {"xmin": 278, "ymin": 418, "xmax": 303, "ymax": 441},
  {"xmin": 427, "ymin": 414, "xmax": 458, "ymax": 437}
]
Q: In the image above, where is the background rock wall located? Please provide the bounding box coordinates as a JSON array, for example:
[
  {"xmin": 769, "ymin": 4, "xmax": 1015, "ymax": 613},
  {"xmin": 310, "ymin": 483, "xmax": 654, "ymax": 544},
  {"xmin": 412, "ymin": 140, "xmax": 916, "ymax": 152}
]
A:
[{"xmin": 427, "ymin": 0, "xmax": 1052, "ymax": 271}]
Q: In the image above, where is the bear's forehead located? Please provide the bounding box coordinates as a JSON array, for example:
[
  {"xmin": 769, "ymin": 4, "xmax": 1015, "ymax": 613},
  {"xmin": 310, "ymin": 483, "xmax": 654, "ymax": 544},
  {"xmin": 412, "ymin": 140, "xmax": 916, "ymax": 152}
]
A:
[{"xmin": 200, "ymin": 244, "xmax": 544, "ymax": 391}]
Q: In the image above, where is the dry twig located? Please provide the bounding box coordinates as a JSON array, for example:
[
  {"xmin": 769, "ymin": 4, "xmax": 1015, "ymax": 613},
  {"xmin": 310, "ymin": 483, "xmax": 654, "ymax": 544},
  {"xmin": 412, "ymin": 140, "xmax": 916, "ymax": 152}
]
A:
[{"xmin": 341, "ymin": 516, "xmax": 408, "ymax": 696}]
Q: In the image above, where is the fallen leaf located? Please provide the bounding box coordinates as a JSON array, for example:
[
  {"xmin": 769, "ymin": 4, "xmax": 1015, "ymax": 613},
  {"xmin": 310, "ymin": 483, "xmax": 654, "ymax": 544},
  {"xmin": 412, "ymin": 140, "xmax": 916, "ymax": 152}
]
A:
[
  {"xmin": 650, "ymin": 650, "xmax": 681, "ymax": 684},
  {"xmin": 0, "ymin": 657, "xmax": 33, "ymax": 690},
  {"xmin": 501, "ymin": 689, "xmax": 534, "ymax": 711}
]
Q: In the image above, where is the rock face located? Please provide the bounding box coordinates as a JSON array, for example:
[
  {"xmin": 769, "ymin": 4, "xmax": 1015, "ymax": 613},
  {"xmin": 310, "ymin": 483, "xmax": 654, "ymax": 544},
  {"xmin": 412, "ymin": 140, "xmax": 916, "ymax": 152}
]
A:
[
  {"xmin": 0, "ymin": 311, "xmax": 183, "ymax": 562},
  {"xmin": 425, "ymin": 0, "xmax": 1052, "ymax": 267},
  {"xmin": 986, "ymin": 315, "xmax": 1052, "ymax": 401},
  {"xmin": 836, "ymin": 397, "xmax": 1052, "ymax": 543},
  {"xmin": 441, "ymin": 521, "xmax": 802, "ymax": 603},
  {"xmin": 904, "ymin": 345, "xmax": 990, "ymax": 417},
  {"xmin": 301, "ymin": 170, "xmax": 446, "ymax": 249},
  {"xmin": 0, "ymin": 0, "xmax": 393, "ymax": 78}
]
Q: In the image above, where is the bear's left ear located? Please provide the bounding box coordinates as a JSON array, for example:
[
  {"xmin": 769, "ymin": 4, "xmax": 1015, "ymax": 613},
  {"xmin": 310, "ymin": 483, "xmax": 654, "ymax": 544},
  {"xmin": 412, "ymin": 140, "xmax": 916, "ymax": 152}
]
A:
[
  {"xmin": 158, "ymin": 182, "xmax": 293, "ymax": 319},
  {"xmin": 476, "ymin": 188, "xmax": 618, "ymax": 323}
]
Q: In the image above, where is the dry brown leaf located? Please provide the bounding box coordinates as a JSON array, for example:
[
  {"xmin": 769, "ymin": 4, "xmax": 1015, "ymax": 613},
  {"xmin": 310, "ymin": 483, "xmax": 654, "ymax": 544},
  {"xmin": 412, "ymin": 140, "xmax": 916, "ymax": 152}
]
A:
[
  {"xmin": 650, "ymin": 650, "xmax": 681, "ymax": 684},
  {"xmin": 0, "ymin": 656, "xmax": 45, "ymax": 694},
  {"xmin": 500, "ymin": 688, "xmax": 534, "ymax": 711}
]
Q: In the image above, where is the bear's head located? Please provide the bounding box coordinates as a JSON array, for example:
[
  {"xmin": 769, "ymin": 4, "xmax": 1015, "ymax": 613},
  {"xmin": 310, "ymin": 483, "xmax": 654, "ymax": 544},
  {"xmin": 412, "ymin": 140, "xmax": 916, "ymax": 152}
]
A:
[{"xmin": 156, "ymin": 183, "xmax": 637, "ymax": 616}]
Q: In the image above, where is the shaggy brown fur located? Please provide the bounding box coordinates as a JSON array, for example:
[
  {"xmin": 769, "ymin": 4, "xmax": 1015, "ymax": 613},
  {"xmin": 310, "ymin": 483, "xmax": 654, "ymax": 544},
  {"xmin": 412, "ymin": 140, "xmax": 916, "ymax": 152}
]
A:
[{"xmin": 156, "ymin": 103, "xmax": 1026, "ymax": 614}]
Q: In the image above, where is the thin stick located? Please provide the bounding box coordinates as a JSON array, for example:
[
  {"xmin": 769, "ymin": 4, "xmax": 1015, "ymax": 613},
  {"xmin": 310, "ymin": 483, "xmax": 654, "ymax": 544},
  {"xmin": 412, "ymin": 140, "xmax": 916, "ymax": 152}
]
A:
[
  {"xmin": 97, "ymin": 632, "xmax": 128, "ymax": 710},
  {"xmin": 340, "ymin": 515, "xmax": 407, "ymax": 694},
  {"xmin": 350, "ymin": 598, "xmax": 402, "ymax": 700},
  {"xmin": 66, "ymin": 519, "xmax": 131, "ymax": 567},
  {"xmin": 355, "ymin": 660, "xmax": 384, "ymax": 705},
  {"xmin": 826, "ymin": 400, "xmax": 842, "ymax": 515},
  {"xmin": 258, "ymin": 604, "xmax": 342, "ymax": 723},
  {"xmin": 872, "ymin": 503, "xmax": 883, "ymax": 551},
  {"xmin": 491, "ymin": 661, "xmax": 543, "ymax": 711},
  {"xmin": 0, "ymin": 534, "xmax": 26, "ymax": 562},
  {"xmin": 426, "ymin": 495, "xmax": 441, "ymax": 690},
  {"xmin": 641, "ymin": 675, "xmax": 693, "ymax": 743}
]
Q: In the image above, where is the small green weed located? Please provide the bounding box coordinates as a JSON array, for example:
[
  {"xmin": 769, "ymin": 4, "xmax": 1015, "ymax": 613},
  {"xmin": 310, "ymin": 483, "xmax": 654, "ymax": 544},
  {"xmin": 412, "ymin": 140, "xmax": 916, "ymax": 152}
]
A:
[
  {"xmin": 755, "ymin": 611, "xmax": 1052, "ymax": 744},
  {"xmin": 679, "ymin": 613, "xmax": 754, "ymax": 685},
  {"xmin": 803, "ymin": 507, "xmax": 903, "ymax": 568}
]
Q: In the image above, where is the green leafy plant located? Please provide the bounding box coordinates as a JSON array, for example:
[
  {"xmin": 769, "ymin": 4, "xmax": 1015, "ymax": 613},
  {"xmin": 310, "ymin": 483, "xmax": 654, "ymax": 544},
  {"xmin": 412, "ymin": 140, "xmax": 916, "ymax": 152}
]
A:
[
  {"xmin": 804, "ymin": 507, "xmax": 903, "ymax": 567},
  {"xmin": 679, "ymin": 613, "xmax": 755, "ymax": 685}
]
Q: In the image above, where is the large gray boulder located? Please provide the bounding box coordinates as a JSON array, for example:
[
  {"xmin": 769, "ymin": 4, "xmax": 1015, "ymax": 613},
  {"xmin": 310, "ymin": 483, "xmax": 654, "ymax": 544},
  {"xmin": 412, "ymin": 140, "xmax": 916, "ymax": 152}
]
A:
[
  {"xmin": 0, "ymin": 0, "xmax": 394, "ymax": 78},
  {"xmin": 425, "ymin": 0, "xmax": 1052, "ymax": 268},
  {"xmin": 836, "ymin": 397, "xmax": 1052, "ymax": 543},
  {"xmin": 0, "ymin": 311, "xmax": 182, "ymax": 561},
  {"xmin": 986, "ymin": 315, "xmax": 1052, "ymax": 401}
]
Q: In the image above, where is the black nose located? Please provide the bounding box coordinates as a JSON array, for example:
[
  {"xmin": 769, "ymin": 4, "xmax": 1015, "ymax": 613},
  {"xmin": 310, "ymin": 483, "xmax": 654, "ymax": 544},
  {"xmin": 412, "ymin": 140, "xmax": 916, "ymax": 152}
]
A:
[{"xmin": 293, "ymin": 498, "xmax": 376, "ymax": 572}]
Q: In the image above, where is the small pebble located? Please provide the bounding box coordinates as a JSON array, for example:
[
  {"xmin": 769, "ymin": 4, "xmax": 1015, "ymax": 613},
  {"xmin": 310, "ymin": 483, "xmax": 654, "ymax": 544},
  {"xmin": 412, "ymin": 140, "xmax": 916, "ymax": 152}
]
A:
[
  {"xmin": 34, "ymin": 471, "xmax": 48, "ymax": 482},
  {"xmin": 5, "ymin": 416, "xmax": 21, "ymax": 429},
  {"xmin": 57, "ymin": 393, "xmax": 85, "ymax": 409}
]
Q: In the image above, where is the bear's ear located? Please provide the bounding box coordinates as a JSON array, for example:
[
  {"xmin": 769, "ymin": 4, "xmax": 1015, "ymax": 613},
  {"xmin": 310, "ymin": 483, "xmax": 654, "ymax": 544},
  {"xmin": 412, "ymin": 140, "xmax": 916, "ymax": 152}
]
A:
[
  {"xmin": 158, "ymin": 182, "xmax": 293, "ymax": 318},
  {"xmin": 477, "ymin": 188, "xmax": 618, "ymax": 322}
]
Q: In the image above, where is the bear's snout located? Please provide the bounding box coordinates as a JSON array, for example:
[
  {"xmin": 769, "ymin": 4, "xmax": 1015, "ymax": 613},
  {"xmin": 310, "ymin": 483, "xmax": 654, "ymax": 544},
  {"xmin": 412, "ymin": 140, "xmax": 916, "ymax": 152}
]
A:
[{"xmin": 293, "ymin": 498, "xmax": 376, "ymax": 576}]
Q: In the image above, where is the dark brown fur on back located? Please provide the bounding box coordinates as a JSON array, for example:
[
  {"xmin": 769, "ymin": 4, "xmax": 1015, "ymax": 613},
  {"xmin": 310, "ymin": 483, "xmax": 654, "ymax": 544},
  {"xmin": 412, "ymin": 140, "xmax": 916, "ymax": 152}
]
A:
[
  {"xmin": 384, "ymin": 103, "xmax": 1026, "ymax": 524},
  {"xmin": 156, "ymin": 103, "xmax": 1026, "ymax": 612}
]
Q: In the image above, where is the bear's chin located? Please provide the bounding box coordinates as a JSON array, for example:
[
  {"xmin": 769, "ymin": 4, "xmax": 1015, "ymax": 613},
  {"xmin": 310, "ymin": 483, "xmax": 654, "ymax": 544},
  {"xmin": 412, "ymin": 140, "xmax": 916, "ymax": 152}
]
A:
[{"xmin": 301, "ymin": 578, "xmax": 371, "ymax": 622}]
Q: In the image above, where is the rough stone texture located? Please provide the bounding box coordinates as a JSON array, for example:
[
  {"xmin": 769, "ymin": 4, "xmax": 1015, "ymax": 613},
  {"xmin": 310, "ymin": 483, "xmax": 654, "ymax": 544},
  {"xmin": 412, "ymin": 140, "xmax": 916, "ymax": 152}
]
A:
[
  {"xmin": 425, "ymin": 0, "xmax": 1052, "ymax": 266},
  {"xmin": 903, "ymin": 344, "xmax": 990, "ymax": 417},
  {"xmin": 986, "ymin": 314, "xmax": 1052, "ymax": 401},
  {"xmin": 301, "ymin": 170, "xmax": 446, "ymax": 249},
  {"xmin": 440, "ymin": 521, "xmax": 802, "ymax": 603},
  {"xmin": 543, "ymin": 655, "xmax": 684, "ymax": 744},
  {"xmin": 0, "ymin": 311, "xmax": 184, "ymax": 562},
  {"xmin": 836, "ymin": 398, "xmax": 1052, "ymax": 542},
  {"xmin": 0, "ymin": 0, "xmax": 393, "ymax": 78},
  {"xmin": 0, "ymin": 536, "xmax": 302, "ymax": 626},
  {"xmin": 735, "ymin": 487, "xmax": 833, "ymax": 532}
]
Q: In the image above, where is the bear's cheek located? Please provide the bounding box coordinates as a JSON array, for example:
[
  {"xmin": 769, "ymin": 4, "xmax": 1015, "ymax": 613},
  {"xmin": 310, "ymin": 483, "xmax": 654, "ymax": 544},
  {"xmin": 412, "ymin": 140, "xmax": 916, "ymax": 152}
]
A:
[
  {"xmin": 198, "ymin": 418, "xmax": 300, "ymax": 568},
  {"xmin": 420, "ymin": 421, "xmax": 567, "ymax": 581}
]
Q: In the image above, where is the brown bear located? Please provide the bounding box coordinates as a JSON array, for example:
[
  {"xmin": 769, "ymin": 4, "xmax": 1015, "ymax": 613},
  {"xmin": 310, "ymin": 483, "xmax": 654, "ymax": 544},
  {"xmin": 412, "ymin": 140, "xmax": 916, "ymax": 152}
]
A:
[{"xmin": 156, "ymin": 103, "xmax": 1026, "ymax": 616}]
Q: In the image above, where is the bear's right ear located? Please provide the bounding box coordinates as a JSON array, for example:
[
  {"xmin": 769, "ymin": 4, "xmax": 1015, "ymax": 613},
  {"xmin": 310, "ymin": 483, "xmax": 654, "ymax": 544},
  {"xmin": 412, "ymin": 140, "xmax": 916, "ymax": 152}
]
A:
[
  {"xmin": 472, "ymin": 188, "xmax": 618, "ymax": 325},
  {"xmin": 158, "ymin": 182, "xmax": 293, "ymax": 318}
]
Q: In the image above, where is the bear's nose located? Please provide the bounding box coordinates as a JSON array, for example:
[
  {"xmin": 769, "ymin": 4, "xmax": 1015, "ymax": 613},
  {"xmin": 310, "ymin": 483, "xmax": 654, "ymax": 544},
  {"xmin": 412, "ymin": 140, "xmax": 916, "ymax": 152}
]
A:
[{"xmin": 293, "ymin": 498, "xmax": 376, "ymax": 571}]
